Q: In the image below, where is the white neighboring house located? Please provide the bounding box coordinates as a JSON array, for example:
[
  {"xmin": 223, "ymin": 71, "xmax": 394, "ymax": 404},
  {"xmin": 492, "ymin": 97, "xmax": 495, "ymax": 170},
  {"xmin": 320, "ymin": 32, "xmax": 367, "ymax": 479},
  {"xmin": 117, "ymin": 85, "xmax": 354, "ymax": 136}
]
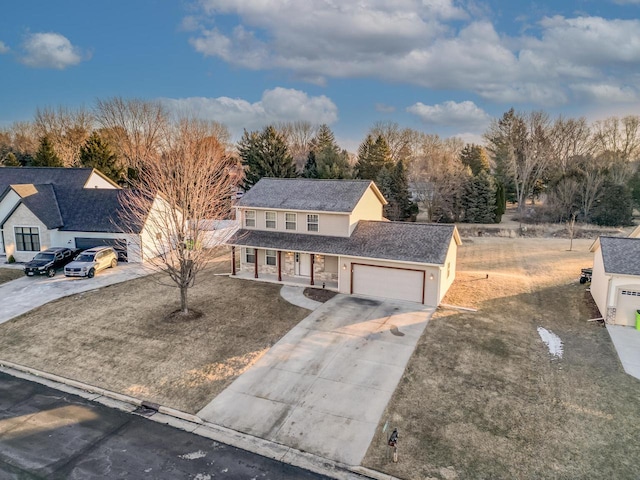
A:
[
  {"xmin": 590, "ymin": 235, "xmax": 640, "ymax": 326},
  {"xmin": 0, "ymin": 167, "xmax": 171, "ymax": 263}
]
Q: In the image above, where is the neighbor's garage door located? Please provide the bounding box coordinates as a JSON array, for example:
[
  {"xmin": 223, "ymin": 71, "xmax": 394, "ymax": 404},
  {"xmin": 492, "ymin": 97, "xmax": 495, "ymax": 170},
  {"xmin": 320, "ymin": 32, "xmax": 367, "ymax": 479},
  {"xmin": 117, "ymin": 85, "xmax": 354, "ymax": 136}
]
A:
[
  {"xmin": 75, "ymin": 237, "xmax": 128, "ymax": 262},
  {"xmin": 615, "ymin": 289, "xmax": 640, "ymax": 326},
  {"xmin": 352, "ymin": 264, "xmax": 425, "ymax": 303}
]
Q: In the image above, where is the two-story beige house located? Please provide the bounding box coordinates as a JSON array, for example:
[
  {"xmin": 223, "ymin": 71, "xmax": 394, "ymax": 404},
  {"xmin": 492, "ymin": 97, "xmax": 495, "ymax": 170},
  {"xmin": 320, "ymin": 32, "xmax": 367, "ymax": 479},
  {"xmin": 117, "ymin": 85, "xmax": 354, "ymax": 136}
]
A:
[{"xmin": 226, "ymin": 178, "xmax": 461, "ymax": 306}]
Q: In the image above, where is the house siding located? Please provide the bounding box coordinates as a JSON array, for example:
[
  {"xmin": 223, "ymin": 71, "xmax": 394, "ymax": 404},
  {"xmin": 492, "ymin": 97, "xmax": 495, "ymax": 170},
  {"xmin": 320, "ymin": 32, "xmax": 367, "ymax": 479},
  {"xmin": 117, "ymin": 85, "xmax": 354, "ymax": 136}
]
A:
[
  {"xmin": 84, "ymin": 171, "xmax": 118, "ymax": 189},
  {"xmin": 348, "ymin": 187, "xmax": 384, "ymax": 233},
  {"xmin": 590, "ymin": 248, "xmax": 608, "ymax": 317},
  {"xmin": 438, "ymin": 237, "xmax": 458, "ymax": 303},
  {"xmin": 2, "ymin": 203, "xmax": 51, "ymax": 262},
  {"xmin": 239, "ymin": 207, "xmax": 351, "ymax": 237}
]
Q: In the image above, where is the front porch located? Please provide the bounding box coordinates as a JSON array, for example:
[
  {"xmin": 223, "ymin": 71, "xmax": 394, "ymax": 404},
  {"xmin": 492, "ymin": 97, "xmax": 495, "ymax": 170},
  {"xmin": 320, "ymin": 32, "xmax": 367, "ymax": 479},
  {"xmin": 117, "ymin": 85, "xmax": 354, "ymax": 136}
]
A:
[
  {"xmin": 231, "ymin": 246, "xmax": 339, "ymax": 290},
  {"xmin": 233, "ymin": 270, "xmax": 338, "ymax": 291}
]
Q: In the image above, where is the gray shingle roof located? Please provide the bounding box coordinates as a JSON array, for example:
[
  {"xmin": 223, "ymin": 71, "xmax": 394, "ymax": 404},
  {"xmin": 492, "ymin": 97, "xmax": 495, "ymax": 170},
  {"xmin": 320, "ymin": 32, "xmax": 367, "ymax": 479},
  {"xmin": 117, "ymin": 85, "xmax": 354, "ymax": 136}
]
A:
[
  {"xmin": 0, "ymin": 167, "xmax": 95, "ymax": 191},
  {"xmin": 0, "ymin": 167, "xmax": 147, "ymax": 234},
  {"xmin": 601, "ymin": 236, "xmax": 640, "ymax": 276},
  {"xmin": 238, "ymin": 178, "xmax": 381, "ymax": 213},
  {"xmin": 228, "ymin": 221, "xmax": 457, "ymax": 265},
  {"xmin": 18, "ymin": 184, "xmax": 64, "ymax": 229}
]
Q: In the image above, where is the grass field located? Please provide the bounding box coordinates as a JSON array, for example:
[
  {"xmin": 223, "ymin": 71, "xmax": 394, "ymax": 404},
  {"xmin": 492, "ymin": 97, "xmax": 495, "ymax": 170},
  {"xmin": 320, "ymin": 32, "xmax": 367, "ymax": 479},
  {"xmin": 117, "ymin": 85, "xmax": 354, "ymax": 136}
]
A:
[
  {"xmin": 0, "ymin": 255, "xmax": 310, "ymax": 413},
  {"xmin": 363, "ymin": 238, "xmax": 640, "ymax": 479},
  {"xmin": 0, "ymin": 268, "xmax": 23, "ymax": 285}
]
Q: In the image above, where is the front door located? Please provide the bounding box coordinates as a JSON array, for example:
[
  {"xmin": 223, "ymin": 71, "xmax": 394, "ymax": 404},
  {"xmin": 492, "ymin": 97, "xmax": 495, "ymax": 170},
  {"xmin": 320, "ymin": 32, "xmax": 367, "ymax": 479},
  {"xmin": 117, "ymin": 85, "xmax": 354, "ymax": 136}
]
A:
[{"xmin": 295, "ymin": 252, "xmax": 311, "ymax": 276}]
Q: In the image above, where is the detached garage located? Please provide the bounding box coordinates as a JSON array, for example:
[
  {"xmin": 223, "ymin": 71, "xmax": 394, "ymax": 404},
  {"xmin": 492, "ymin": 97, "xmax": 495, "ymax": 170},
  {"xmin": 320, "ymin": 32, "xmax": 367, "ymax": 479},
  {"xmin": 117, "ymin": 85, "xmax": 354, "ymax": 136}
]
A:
[{"xmin": 590, "ymin": 236, "xmax": 640, "ymax": 326}]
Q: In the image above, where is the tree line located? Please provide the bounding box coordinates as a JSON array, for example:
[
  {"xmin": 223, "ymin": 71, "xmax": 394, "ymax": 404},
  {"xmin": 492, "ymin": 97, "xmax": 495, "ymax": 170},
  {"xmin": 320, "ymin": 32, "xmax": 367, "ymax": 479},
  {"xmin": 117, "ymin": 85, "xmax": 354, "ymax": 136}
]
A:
[{"xmin": 2, "ymin": 99, "xmax": 639, "ymax": 226}]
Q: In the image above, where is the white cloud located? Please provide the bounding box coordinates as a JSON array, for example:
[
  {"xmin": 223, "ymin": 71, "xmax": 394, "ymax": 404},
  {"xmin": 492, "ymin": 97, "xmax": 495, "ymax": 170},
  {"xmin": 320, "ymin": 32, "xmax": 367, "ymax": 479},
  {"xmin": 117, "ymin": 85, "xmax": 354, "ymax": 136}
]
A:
[
  {"xmin": 375, "ymin": 103, "xmax": 396, "ymax": 113},
  {"xmin": 187, "ymin": 3, "xmax": 640, "ymax": 106},
  {"xmin": 160, "ymin": 87, "xmax": 338, "ymax": 136},
  {"xmin": 407, "ymin": 100, "xmax": 490, "ymax": 130},
  {"xmin": 0, "ymin": 41, "xmax": 9, "ymax": 54},
  {"xmin": 20, "ymin": 32, "xmax": 87, "ymax": 69},
  {"xmin": 570, "ymin": 83, "xmax": 638, "ymax": 103}
]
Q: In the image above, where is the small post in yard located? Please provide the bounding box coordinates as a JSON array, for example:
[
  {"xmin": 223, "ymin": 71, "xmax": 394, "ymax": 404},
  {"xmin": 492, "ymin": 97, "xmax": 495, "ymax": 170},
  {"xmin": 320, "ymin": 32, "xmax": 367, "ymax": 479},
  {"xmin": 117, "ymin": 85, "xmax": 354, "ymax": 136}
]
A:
[{"xmin": 388, "ymin": 428, "xmax": 398, "ymax": 463}]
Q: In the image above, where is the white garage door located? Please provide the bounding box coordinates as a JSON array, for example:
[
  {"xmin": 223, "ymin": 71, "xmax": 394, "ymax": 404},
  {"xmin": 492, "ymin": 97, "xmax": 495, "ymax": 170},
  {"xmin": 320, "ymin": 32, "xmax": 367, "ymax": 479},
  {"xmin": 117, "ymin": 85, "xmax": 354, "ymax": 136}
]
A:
[
  {"xmin": 615, "ymin": 289, "xmax": 640, "ymax": 326},
  {"xmin": 352, "ymin": 264, "xmax": 425, "ymax": 303}
]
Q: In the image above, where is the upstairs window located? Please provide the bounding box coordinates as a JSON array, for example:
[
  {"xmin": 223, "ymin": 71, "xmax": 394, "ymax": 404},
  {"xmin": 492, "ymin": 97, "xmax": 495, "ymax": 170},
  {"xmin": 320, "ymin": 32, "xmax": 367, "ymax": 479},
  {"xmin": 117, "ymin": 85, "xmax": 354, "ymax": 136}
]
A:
[
  {"xmin": 265, "ymin": 211, "xmax": 276, "ymax": 229},
  {"xmin": 307, "ymin": 214, "xmax": 319, "ymax": 232},
  {"xmin": 285, "ymin": 213, "xmax": 297, "ymax": 230},
  {"xmin": 245, "ymin": 210, "xmax": 256, "ymax": 227}
]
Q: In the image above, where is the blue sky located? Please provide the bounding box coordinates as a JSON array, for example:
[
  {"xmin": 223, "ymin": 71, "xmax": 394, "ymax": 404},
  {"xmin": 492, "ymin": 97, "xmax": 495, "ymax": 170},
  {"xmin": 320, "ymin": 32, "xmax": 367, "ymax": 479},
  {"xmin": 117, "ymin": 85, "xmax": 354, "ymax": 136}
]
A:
[{"xmin": 1, "ymin": 0, "xmax": 639, "ymax": 150}]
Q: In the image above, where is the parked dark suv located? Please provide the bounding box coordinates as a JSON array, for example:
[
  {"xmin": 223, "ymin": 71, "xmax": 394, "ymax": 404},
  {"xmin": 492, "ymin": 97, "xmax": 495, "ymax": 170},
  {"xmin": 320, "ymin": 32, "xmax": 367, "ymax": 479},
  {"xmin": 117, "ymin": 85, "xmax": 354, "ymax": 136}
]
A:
[{"xmin": 24, "ymin": 247, "xmax": 78, "ymax": 278}]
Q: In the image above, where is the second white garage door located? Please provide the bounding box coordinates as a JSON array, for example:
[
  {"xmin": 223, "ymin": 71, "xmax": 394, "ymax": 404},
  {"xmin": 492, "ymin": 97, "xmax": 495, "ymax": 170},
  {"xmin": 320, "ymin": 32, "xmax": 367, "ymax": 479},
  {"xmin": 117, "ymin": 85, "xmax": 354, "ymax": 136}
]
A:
[
  {"xmin": 615, "ymin": 289, "xmax": 640, "ymax": 326},
  {"xmin": 351, "ymin": 263, "xmax": 425, "ymax": 303}
]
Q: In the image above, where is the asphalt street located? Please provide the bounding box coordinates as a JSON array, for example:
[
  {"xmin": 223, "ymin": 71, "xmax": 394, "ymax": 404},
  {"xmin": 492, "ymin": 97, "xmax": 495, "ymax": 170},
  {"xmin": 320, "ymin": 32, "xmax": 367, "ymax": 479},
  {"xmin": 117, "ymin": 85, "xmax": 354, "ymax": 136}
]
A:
[{"xmin": 0, "ymin": 372, "xmax": 329, "ymax": 479}]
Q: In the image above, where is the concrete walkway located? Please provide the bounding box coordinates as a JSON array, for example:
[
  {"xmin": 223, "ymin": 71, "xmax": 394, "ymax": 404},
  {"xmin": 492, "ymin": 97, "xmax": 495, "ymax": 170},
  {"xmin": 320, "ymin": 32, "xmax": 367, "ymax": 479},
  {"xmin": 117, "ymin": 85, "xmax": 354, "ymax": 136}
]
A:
[
  {"xmin": 0, "ymin": 264, "xmax": 151, "ymax": 324},
  {"xmin": 607, "ymin": 324, "xmax": 640, "ymax": 380},
  {"xmin": 198, "ymin": 294, "xmax": 434, "ymax": 466},
  {"xmin": 280, "ymin": 285, "xmax": 322, "ymax": 310}
]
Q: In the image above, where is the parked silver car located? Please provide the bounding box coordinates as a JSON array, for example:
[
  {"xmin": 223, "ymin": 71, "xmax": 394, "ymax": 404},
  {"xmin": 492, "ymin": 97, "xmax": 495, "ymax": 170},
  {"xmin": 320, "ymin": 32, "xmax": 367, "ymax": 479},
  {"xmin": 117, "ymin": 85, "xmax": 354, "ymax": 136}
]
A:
[{"xmin": 64, "ymin": 246, "xmax": 117, "ymax": 278}]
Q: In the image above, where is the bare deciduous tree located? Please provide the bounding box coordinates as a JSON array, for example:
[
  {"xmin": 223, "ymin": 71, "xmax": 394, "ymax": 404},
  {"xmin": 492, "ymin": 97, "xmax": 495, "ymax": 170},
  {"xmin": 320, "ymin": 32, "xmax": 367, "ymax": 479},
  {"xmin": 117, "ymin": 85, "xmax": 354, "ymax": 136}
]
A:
[
  {"xmin": 591, "ymin": 115, "xmax": 640, "ymax": 161},
  {"xmin": 368, "ymin": 121, "xmax": 417, "ymax": 164},
  {"xmin": 34, "ymin": 106, "xmax": 93, "ymax": 167},
  {"xmin": 94, "ymin": 97, "xmax": 169, "ymax": 174},
  {"xmin": 120, "ymin": 118, "xmax": 238, "ymax": 317},
  {"xmin": 274, "ymin": 120, "xmax": 318, "ymax": 170}
]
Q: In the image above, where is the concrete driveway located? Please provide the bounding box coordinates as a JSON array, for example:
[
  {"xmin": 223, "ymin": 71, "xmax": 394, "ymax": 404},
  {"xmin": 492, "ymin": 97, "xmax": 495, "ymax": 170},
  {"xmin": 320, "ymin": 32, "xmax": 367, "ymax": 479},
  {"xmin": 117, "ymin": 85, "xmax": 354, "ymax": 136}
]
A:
[
  {"xmin": 0, "ymin": 264, "xmax": 152, "ymax": 325},
  {"xmin": 198, "ymin": 294, "xmax": 434, "ymax": 466}
]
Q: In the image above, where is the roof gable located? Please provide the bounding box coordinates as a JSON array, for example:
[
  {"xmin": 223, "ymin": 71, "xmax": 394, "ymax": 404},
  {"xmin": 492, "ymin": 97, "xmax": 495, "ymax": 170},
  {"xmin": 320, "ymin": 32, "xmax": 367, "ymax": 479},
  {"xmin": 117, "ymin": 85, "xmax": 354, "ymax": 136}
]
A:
[
  {"xmin": 238, "ymin": 178, "xmax": 385, "ymax": 213},
  {"xmin": 600, "ymin": 236, "xmax": 640, "ymax": 276}
]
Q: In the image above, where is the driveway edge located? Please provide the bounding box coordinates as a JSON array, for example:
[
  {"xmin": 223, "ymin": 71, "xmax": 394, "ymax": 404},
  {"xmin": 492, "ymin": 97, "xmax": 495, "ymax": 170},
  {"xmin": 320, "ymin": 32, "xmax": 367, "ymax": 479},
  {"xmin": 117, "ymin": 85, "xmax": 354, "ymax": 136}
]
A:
[{"xmin": 0, "ymin": 360, "xmax": 401, "ymax": 480}]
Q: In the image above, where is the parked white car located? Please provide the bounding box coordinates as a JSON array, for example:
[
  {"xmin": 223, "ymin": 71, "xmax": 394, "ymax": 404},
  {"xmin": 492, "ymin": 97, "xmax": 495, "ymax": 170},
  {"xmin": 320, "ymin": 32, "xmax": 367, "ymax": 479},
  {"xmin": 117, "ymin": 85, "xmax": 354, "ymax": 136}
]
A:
[{"xmin": 64, "ymin": 246, "xmax": 118, "ymax": 278}]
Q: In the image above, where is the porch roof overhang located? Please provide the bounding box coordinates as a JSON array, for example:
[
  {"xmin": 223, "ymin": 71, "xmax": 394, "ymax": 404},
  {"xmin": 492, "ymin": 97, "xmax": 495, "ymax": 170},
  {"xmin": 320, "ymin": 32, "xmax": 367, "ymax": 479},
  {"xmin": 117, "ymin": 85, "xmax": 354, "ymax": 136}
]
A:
[{"xmin": 227, "ymin": 221, "xmax": 456, "ymax": 265}]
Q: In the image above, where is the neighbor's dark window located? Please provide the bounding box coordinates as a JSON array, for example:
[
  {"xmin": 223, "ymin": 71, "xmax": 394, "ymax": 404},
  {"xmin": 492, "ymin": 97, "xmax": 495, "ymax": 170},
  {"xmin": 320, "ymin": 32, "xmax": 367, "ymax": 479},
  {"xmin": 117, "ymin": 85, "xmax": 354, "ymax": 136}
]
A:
[
  {"xmin": 15, "ymin": 227, "xmax": 40, "ymax": 251},
  {"xmin": 245, "ymin": 247, "xmax": 256, "ymax": 263}
]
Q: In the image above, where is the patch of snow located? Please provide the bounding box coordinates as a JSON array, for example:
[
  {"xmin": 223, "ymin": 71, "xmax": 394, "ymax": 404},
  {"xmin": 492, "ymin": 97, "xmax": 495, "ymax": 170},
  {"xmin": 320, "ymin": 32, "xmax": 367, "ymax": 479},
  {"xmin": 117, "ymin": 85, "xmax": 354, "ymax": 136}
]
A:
[
  {"xmin": 537, "ymin": 327, "xmax": 563, "ymax": 359},
  {"xmin": 179, "ymin": 450, "xmax": 207, "ymax": 460},
  {"xmin": 194, "ymin": 474, "xmax": 211, "ymax": 480},
  {"xmin": 144, "ymin": 468, "xmax": 152, "ymax": 473}
]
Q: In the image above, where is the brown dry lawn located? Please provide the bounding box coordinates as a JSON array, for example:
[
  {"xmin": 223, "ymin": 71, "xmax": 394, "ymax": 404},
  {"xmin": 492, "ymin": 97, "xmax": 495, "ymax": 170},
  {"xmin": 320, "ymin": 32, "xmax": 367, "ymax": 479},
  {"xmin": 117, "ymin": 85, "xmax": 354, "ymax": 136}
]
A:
[
  {"xmin": 0, "ymin": 268, "xmax": 23, "ymax": 285},
  {"xmin": 0, "ymin": 255, "xmax": 310, "ymax": 413},
  {"xmin": 364, "ymin": 237, "xmax": 640, "ymax": 480}
]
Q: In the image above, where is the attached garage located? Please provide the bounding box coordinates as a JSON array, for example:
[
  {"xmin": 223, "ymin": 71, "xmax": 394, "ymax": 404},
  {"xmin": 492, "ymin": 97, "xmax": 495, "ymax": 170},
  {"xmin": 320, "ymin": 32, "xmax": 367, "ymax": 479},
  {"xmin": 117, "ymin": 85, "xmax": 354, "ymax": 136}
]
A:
[
  {"xmin": 75, "ymin": 237, "xmax": 128, "ymax": 261},
  {"xmin": 351, "ymin": 263, "xmax": 425, "ymax": 303},
  {"xmin": 615, "ymin": 289, "xmax": 640, "ymax": 326}
]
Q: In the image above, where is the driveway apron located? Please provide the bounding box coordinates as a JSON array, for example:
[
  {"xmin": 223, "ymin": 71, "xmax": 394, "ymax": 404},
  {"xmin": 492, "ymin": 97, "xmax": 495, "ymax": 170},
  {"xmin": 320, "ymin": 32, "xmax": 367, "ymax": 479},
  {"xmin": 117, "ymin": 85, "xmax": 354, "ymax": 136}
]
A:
[{"xmin": 198, "ymin": 294, "xmax": 434, "ymax": 466}]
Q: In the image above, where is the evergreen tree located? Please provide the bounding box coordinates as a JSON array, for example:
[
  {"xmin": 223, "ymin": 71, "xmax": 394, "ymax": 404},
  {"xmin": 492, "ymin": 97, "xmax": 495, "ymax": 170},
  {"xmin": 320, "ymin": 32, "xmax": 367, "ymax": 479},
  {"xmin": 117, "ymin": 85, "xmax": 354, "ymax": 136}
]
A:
[
  {"xmin": 460, "ymin": 144, "xmax": 490, "ymax": 176},
  {"xmin": 355, "ymin": 134, "xmax": 392, "ymax": 180},
  {"xmin": 302, "ymin": 150, "xmax": 319, "ymax": 178},
  {"xmin": 628, "ymin": 169, "xmax": 640, "ymax": 209},
  {"xmin": 32, "ymin": 136, "xmax": 63, "ymax": 167},
  {"xmin": 305, "ymin": 125, "xmax": 351, "ymax": 179},
  {"xmin": 464, "ymin": 170, "xmax": 497, "ymax": 223},
  {"xmin": 591, "ymin": 181, "xmax": 633, "ymax": 226},
  {"xmin": 2, "ymin": 152, "xmax": 21, "ymax": 167},
  {"xmin": 238, "ymin": 126, "xmax": 297, "ymax": 189},
  {"xmin": 377, "ymin": 160, "xmax": 415, "ymax": 221},
  {"xmin": 79, "ymin": 132, "xmax": 123, "ymax": 182}
]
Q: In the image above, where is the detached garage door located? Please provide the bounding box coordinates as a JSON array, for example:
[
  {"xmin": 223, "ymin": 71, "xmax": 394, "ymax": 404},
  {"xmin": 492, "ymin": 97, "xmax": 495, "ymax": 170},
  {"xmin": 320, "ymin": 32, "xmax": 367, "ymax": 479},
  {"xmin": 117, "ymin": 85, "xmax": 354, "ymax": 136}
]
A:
[
  {"xmin": 615, "ymin": 289, "xmax": 640, "ymax": 326},
  {"xmin": 352, "ymin": 264, "xmax": 425, "ymax": 303},
  {"xmin": 75, "ymin": 237, "xmax": 128, "ymax": 262}
]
